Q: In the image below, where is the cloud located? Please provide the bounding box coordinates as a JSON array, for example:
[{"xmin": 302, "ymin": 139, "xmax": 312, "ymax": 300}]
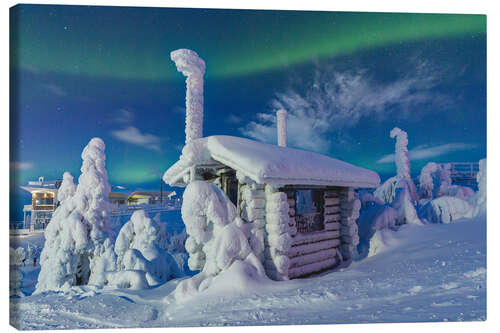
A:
[
  {"xmin": 40, "ymin": 83, "xmax": 67, "ymax": 96},
  {"xmin": 241, "ymin": 60, "xmax": 447, "ymax": 152},
  {"xmin": 114, "ymin": 109, "xmax": 135, "ymax": 124},
  {"xmin": 110, "ymin": 126, "xmax": 162, "ymax": 152},
  {"xmin": 376, "ymin": 143, "xmax": 477, "ymax": 164},
  {"xmin": 10, "ymin": 161, "xmax": 34, "ymax": 170},
  {"xmin": 227, "ymin": 114, "xmax": 243, "ymax": 124}
]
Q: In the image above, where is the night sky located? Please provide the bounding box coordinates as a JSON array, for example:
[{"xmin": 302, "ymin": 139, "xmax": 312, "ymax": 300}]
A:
[{"xmin": 10, "ymin": 5, "xmax": 486, "ymax": 220}]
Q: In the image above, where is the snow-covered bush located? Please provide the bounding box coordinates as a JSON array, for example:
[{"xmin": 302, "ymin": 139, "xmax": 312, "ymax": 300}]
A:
[
  {"xmin": 153, "ymin": 213, "xmax": 170, "ymax": 250},
  {"xmin": 439, "ymin": 184, "xmax": 475, "ymax": 200},
  {"xmin": 36, "ymin": 138, "xmax": 117, "ymax": 293},
  {"xmin": 115, "ymin": 210, "xmax": 181, "ymax": 287},
  {"xmin": 105, "ymin": 270, "xmax": 149, "ymax": 290},
  {"xmin": 419, "ymin": 196, "xmax": 473, "ymax": 224},
  {"xmin": 174, "ymin": 180, "xmax": 268, "ymax": 302},
  {"xmin": 57, "ymin": 171, "xmax": 76, "ymax": 203},
  {"xmin": 10, "ymin": 247, "xmax": 26, "ymax": 266},
  {"xmin": 356, "ymin": 196, "xmax": 397, "ymax": 259},
  {"xmin": 473, "ymin": 158, "xmax": 486, "ymax": 217},
  {"xmin": 418, "ymin": 162, "xmax": 473, "ymax": 201},
  {"xmin": 10, "ymin": 268, "xmax": 24, "ymax": 297},
  {"xmin": 391, "ymin": 187, "xmax": 422, "ymax": 226}
]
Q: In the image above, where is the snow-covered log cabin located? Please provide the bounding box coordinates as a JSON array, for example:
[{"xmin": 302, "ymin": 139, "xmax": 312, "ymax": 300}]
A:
[{"xmin": 163, "ymin": 48, "xmax": 380, "ymax": 280}]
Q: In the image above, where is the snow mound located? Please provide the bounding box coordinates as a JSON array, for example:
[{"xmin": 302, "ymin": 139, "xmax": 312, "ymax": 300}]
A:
[
  {"xmin": 367, "ymin": 228, "xmax": 403, "ymax": 257},
  {"xmin": 164, "ymin": 135, "xmax": 380, "ymax": 188},
  {"xmin": 175, "ymin": 180, "xmax": 269, "ymax": 302},
  {"xmin": 420, "ymin": 196, "xmax": 473, "ymax": 224}
]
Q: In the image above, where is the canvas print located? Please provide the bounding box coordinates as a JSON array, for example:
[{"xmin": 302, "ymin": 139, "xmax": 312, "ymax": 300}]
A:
[{"xmin": 9, "ymin": 4, "xmax": 486, "ymax": 329}]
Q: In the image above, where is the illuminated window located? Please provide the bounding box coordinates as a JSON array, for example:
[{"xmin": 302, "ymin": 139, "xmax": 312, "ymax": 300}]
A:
[{"xmin": 295, "ymin": 189, "xmax": 324, "ymax": 233}]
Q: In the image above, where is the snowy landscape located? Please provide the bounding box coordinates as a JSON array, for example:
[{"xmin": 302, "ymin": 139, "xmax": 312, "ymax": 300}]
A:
[
  {"xmin": 9, "ymin": 51, "xmax": 487, "ymax": 328},
  {"xmin": 10, "ymin": 6, "xmax": 487, "ymax": 330}
]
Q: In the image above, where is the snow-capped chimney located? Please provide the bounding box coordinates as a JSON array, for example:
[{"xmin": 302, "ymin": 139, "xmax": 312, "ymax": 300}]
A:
[
  {"xmin": 277, "ymin": 109, "xmax": 287, "ymax": 147},
  {"xmin": 170, "ymin": 49, "xmax": 206, "ymax": 144}
]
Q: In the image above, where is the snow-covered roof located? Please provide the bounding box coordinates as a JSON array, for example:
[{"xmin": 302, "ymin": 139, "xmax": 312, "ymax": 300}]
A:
[{"xmin": 164, "ymin": 136, "xmax": 380, "ymax": 188}]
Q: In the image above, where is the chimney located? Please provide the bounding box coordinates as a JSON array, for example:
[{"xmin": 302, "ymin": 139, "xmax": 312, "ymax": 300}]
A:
[
  {"xmin": 277, "ymin": 109, "xmax": 287, "ymax": 147},
  {"xmin": 170, "ymin": 49, "xmax": 206, "ymax": 144}
]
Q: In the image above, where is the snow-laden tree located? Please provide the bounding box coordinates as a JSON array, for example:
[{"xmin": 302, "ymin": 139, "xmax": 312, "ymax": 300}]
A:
[
  {"xmin": 35, "ymin": 138, "xmax": 116, "ymax": 293},
  {"xmin": 175, "ymin": 180, "xmax": 268, "ymax": 302},
  {"xmin": 375, "ymin": 127, "xmax": 417, "ymax": 204},
  {"xmin": 113, "ymin": 209, "xmax": 181, "ymax": 287},
  {"xmin": 418, "ymin": 162, "xmax": 440, "ymax": 199},
  {"xmin": 418, "ymin": 162, "xmax": 474, "ymax": 201},
  {"xmin": 170, "ymin": 48, "xmax": 206, "ymax": 144},
  {"xmin": 57, "ymin": 171, "xmax": 76, "ymax": 203},
  {"xmin": 390, "ymin": 127, "xmax": 411, "ymax": 179},
  {"xmin": 473, "ymin": 158, "xmax": 486, "ymax": 217}
]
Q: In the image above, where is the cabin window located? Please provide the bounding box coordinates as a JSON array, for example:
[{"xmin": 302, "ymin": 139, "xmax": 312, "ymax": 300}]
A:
[{"xmin": 295, "ymin": 189, "xmax": 324, "ymax": 233}]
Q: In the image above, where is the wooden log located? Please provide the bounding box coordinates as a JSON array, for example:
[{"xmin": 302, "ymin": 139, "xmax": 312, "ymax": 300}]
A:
[
  {"xmin": 324, "ymin": 190, "xmax": 339, "ymax": 198},
  {"xmin": 324, "ymin": 197, "xmax": 340, "ymax": 206},
  {"xmin": 288, "ymin": 238, "xmax": 340, "ymax": 257},
  {"xmin": 241, "ymin": 188, "xmax": 265, "ymax": 201},
  {"xmin": 245, "ymin": 198, "xmax": 266, "ymax": 209},
  {"xmin": 291, "ymin": 231, "xmax": 340, "ymax": 246},
  {"xmin": 340, "ymin": 199, "xmax": 361, "ymax": 212},
  {"xmin": 288, "ymin": 257, "xmax": 337, "ymax": 279},
  {"xmin": 289, "ymin": 248, "xmax": 339, "ymax": 269},
  {"xmin": 325, "ymin": 222, "xmax": 341, "ymax": 231},
  {"xmin": 324, "ymin": 206, "xmax": 340, "ymax": 215},
  {"xmin": 324, "ymin": 213, "xmax": 340, "ymax": 222},
  {"xmin": 341, "ymin": 234, "xmax": 359, "ymax": 245},
  {"xmin": 340, "ymin": 224, "xmax": 358, "ymax": 236}
]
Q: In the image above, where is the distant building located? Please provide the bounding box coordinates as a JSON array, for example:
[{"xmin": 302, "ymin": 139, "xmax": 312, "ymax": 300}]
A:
[
  {"xmin": 20, "ymin": 177, "xmax": 61, "ymax": 231},
  {"xmin": 19, "ymin": 177, "xmax": 179, "ymax": 232}
]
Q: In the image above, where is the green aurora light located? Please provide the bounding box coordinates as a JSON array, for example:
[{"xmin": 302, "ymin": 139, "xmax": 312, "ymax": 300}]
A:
[{"xmin": 11, "ymin": 8, "xmax": 485, "ymax": 80}]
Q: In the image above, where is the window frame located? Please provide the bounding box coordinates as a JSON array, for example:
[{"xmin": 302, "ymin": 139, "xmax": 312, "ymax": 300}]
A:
[{"xmin": 293, "ymin": 188, "xmax": 325, "ymax": 234}]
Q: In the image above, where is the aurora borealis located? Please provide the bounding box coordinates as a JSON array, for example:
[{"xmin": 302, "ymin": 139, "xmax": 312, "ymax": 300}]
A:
[{"xmin": 10, "ymin": 4, "xmax": 486, "ymax": 220}]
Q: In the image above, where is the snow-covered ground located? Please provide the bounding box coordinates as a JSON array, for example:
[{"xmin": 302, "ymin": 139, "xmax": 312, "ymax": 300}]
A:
[{"xmin": 10, "ymin": 215, "xmax": 485, "ymax": 329}]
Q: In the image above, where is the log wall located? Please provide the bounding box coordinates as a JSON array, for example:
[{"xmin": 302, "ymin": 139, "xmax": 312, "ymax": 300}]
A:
[{"xmin": 285, "ymin": 187, "xmax": 343, "ymax": 279}]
